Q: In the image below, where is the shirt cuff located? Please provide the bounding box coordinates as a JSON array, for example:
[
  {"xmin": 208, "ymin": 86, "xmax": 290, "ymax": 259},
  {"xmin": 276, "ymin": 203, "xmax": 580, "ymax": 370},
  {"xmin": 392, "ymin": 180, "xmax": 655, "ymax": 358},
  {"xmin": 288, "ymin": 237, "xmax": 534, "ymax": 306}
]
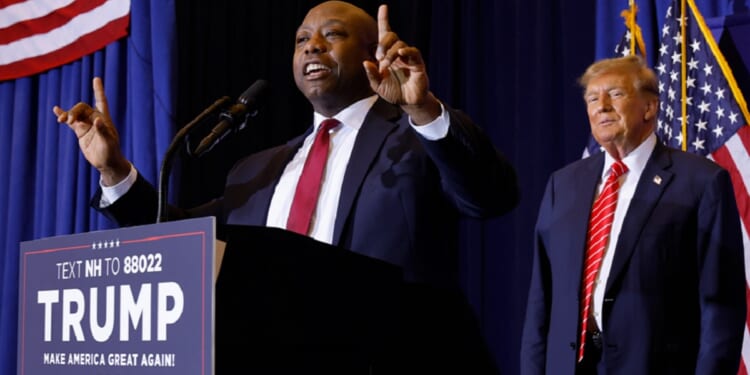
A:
[
  {"xmin": 99, "ymin": 164, "xmax": 138, "ymax": 207},
  {"xmin": 409, "ymin": 102, "xmax": 449, "ymax": 140}
]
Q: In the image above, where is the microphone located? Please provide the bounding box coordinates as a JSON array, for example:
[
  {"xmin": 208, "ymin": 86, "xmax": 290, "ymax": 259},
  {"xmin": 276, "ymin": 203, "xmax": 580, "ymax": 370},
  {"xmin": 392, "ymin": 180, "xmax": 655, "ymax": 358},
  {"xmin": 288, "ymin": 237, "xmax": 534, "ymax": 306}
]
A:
[{"xmin": 193, "ymin": 79, "xmax": 269, "ymax": 156}]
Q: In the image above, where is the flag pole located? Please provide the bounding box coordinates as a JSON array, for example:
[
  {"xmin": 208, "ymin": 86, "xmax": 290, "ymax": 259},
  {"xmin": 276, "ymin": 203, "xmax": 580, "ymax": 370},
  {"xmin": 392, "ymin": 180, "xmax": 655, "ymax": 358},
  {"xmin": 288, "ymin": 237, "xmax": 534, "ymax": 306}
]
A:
[
  {"xmin": 680, "ymin": 0, "xmax": 688, "ymax": 151},
  {"xmin": 628, "ymin": 0, "xmax": 636, "ymax": 55},
  {"xmin": 621, "ymin": 1, "xmax": 646, "ymax": 59}
]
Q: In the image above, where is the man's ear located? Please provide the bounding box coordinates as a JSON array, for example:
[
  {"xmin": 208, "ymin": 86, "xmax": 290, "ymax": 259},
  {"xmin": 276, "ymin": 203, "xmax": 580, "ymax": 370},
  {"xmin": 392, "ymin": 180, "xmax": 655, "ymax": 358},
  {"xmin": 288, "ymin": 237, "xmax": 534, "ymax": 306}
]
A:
[{"xmin": 644, "ymin": 98, "xmax": 658, "ymax": 121}]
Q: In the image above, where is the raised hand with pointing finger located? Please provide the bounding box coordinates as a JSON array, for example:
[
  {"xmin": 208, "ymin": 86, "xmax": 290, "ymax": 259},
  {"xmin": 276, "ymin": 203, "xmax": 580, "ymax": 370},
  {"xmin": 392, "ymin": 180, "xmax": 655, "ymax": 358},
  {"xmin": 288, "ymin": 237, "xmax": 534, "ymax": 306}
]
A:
[
  {"xmin": 53, "ymin": 77, "xmax": 131, "ymax": 186},
  {"xmin": 363, "ymin": 4, "xmax": 441, "ymax": 125}
]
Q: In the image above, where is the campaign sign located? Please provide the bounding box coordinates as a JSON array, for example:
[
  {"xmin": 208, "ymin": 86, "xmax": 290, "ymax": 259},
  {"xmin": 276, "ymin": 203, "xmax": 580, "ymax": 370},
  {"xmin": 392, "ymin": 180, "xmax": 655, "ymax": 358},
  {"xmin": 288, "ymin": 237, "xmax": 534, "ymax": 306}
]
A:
[{"xmin": 17, "ymin": 217, "xmax": 215, "ymax": 375}]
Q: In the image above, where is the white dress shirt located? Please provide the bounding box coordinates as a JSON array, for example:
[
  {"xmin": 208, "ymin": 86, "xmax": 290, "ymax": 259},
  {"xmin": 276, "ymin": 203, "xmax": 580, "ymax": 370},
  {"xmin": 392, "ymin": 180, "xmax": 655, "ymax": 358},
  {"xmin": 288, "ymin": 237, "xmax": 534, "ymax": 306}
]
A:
[{"xmin": 590, "ymin": 133, "xmax": 656, "ymax": 331}]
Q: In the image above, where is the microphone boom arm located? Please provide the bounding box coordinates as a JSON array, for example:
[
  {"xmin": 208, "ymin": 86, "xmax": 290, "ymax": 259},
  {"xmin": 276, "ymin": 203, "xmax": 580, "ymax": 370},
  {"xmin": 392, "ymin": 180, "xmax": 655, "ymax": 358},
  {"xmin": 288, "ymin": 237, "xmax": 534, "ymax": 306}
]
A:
[{"xmin": 157, "ymin": 96, "xmax": 231, "ymax": 223}]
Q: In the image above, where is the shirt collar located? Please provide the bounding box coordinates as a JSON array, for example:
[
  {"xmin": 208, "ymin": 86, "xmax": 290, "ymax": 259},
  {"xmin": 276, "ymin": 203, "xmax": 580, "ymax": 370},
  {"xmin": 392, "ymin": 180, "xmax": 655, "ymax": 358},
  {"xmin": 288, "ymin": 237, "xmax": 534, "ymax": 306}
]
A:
[
  {"xmin": 313, "ymin": 95, "xmax": 379, "ymax": 132},
  {"xmin": 602, "ymin": 132, "xmax": 657, "ymax": 180}
]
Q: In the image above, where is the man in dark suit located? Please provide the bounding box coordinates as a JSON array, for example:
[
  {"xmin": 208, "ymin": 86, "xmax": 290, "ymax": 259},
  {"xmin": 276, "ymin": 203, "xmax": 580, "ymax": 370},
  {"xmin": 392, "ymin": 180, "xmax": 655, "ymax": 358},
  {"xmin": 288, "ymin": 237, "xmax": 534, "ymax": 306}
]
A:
[
  {"xmin": 54, "ymin": 2, "xmax": 517, "ymax": 372},
  {"xmin": 54, "ymin": 0, "xmax": 517, "ymax": 288},
  {"xmin": 521, "ymin": 55, "xmax": 746, "ymax": 374}
]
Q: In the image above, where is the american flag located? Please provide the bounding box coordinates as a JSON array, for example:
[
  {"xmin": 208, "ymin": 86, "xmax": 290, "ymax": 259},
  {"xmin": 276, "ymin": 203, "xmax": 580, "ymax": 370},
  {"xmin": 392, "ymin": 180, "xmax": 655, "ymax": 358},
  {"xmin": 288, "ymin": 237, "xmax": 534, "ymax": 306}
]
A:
[
  {"xmin": 0, "ymin": 0, "xmax": 130, "ymax": 81},
  {"xmin": 655, "ymin": 0, "xmax": 750, "ymax": 373}
]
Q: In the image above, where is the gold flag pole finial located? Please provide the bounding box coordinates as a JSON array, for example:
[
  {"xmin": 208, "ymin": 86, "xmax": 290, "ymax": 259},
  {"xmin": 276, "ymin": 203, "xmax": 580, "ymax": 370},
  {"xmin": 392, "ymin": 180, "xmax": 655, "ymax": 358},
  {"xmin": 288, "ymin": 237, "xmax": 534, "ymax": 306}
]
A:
[{"xmin": 620, "ymin": 1, "xmax": 647, "ymax": 59}]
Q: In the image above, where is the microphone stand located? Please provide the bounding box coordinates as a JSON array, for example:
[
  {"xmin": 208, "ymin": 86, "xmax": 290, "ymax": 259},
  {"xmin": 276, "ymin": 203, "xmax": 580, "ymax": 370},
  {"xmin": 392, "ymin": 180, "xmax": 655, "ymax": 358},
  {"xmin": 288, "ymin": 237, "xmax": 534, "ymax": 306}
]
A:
[{"xmin": 156, "ymin": 96, "xmax": 231, "ymax": 223}]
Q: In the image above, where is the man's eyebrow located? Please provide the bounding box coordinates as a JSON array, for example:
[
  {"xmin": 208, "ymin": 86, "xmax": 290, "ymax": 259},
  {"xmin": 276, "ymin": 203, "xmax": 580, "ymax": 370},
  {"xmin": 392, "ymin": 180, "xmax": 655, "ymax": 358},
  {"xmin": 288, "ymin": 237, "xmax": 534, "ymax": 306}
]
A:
[{"xmin": 296, "ymin": 19, "xmax": 347, "ymax": 33}]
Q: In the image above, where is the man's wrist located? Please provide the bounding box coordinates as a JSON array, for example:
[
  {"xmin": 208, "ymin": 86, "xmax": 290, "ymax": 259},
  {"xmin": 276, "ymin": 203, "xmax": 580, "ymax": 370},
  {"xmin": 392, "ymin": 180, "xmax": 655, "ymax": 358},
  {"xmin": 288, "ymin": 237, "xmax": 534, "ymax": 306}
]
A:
[{"xmin": 402, "ymin": 92, "xmax": 442, "ymax": 125}]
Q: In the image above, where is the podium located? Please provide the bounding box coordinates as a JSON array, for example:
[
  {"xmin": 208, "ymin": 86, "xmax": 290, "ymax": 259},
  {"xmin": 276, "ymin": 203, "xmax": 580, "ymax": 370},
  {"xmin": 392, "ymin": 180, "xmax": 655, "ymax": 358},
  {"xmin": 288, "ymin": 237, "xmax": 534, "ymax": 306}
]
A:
[
  {"xmin": 215, "ymin": 225, "xmax": 403, "ymax": 373},
  {"xmin": 215, "ymin": 225, "xmax": 498, "ymax": 375}
]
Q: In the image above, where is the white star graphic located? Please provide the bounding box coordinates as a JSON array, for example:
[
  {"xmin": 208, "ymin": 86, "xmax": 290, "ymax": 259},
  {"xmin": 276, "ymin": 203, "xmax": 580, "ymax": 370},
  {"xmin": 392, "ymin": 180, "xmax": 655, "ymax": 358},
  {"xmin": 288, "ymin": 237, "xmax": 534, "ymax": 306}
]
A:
[
  {"xmin": 695, "ymin": 119, "xmax": 707, "ymax": 132},
  {"xmin": 729, "ymin": 111, "xmax": 738, "ymax": 124},
  {"xmin": 715, "ymin": 88, "xmax": 725, "ymax": 100},
  {"xmin": 677, "ymin": 114, "xmax": 690, "ymax": 124},
  {"xmin": 691, "ymin": 137, "xmax": 705, "ymax": 151},
  {"xmin": 687, "ymin": 57, "xmax": 699, "ymax": 70},
  {"xmin": 671, "ymin": 51, "xmax": 682, "ymax": 64},
  {"xmin": 666, "ymin": 105, "xmax": 675, "ymax": 120},
  {"xmin": 716, "ymin": 107, "xmax": 725, "ymax": 119},
  {"xmin": 668, "ymin": 86, "xmax": 676, "ymax": 100},
  {"xmin": 698, "ymin": 101, "xmax": 710, "ymax": 113},
  {"xmin": 657, "ymin": 63, "xmax": 667, "ymax": 75},
  {"xmin": 690, "ymin": 39, "xmax": 701, "ymax": 52},
  {"xmin": 672, "ymin": 32, "xmax": 683, "ymax": 46}
]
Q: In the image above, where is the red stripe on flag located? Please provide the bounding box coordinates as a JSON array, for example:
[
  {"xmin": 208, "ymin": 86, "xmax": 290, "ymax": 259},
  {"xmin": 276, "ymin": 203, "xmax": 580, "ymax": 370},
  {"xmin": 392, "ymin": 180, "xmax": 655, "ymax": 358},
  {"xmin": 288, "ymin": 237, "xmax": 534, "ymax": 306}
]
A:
[
  {"xmin": 741, "ymin": 336, "xmax": 749, "ymax": 375},
  {"xmin": 739, "ymin": 125, "xmax": 750, "ymax": 162},
  {"xmin": 0, "ymin": 0, "xmax": 27, "ymax": 9},
  {"xmin": 711, "ymin": 129, "xmax": 750, "ymax": 237},
  {"xmin": 0, "ymin": 14, "xmax": 128, "ymax": 80},
  {"xmin": 0, "ymin": 0, "xmax": 106, "ymax": 44}
]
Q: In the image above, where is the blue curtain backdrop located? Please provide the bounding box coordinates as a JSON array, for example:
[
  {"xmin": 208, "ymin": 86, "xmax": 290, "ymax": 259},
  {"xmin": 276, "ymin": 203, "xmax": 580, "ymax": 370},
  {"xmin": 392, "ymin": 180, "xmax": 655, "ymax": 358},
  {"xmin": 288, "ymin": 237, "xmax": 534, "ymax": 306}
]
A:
[
  {"xmin": 1, "ymin": 0, "xmax": 748, "ymax": 374},
  {"xmin": 0, "ymin": 1, "xmax": 176, "ymax": 374}
]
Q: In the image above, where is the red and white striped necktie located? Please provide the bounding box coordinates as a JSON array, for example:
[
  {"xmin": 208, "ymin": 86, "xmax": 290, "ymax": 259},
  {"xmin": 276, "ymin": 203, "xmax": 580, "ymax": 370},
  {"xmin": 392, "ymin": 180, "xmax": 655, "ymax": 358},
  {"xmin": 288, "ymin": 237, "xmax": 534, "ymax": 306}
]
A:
[{"xmin": 577, "ymin": 160, "xmax": 628, "ymax": 362}]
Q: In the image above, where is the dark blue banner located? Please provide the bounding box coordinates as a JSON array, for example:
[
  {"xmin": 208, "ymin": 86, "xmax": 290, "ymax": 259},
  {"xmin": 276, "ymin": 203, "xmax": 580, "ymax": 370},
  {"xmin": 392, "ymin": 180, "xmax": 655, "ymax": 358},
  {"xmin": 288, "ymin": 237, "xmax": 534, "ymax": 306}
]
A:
[{"xmin": 17, "ymin": 217, "xmax": 215, "ymax": 375}]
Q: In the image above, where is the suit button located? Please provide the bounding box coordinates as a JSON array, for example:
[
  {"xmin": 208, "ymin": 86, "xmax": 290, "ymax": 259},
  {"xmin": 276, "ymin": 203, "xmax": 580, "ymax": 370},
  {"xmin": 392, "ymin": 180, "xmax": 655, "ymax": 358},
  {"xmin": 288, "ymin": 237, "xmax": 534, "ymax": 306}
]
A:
[{"xmin": 569, "ymin": 342, "xmax": 576, "ymax": 350}]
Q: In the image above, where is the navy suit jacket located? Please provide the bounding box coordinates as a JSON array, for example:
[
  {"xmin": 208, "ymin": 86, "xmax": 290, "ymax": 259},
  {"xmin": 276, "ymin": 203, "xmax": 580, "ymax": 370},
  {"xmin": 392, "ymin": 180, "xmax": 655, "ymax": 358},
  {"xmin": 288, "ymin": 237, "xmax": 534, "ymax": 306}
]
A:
[
  {"xmin": 521, "ymin": 142, "xmax": 746, "ymax": 375},
  {"xmin": 96, "ymin": 98, "xmax": 519, "ymax": 287}
]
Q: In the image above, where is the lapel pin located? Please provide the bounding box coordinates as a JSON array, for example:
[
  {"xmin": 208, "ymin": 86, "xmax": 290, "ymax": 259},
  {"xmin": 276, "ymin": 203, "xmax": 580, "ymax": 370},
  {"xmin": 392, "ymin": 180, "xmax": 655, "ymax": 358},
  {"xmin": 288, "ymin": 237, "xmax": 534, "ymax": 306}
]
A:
[{"xmin": 653, "ymin": 175, "xmax": 662, "ymax": 185}]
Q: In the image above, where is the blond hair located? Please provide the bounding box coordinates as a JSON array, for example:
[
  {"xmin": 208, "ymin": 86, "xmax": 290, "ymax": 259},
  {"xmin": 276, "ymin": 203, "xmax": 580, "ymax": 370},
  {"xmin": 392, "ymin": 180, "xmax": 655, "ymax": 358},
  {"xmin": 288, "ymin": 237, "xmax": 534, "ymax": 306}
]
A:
[{"xmin": 578, "ymin": 55, "xmax": 658, "ymax": 98}]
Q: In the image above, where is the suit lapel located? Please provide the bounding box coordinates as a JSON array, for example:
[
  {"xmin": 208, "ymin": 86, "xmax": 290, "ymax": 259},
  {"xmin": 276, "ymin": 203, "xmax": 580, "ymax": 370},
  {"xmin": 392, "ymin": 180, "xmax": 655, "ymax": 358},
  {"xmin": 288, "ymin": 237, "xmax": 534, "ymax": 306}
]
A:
[
  {"xmin": 605, "ymin": 143, "xmax": 673, "ymax": 295},
  {"xmin": 569, "ymin": 155, "xmax": 606, "ymax": 292},
  {"xmin": 332, "ymin": 99, "xmax": 400, "ymax": 244},
  {"xmin": 246, "ymin": 131, "xmax": 311, "ymax": 225}
]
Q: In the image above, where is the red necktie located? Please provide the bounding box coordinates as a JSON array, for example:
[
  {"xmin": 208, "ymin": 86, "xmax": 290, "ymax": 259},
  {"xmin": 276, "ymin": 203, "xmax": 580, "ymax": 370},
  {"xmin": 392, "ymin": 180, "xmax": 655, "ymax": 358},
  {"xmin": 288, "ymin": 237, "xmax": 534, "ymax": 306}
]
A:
[
  {"xmin": 286, "ymin": 118, "xmax": 340, "ymax": 235},
  {"xmin": 577, "ymin": 160, "xmax": 628, "ymax": 362}
]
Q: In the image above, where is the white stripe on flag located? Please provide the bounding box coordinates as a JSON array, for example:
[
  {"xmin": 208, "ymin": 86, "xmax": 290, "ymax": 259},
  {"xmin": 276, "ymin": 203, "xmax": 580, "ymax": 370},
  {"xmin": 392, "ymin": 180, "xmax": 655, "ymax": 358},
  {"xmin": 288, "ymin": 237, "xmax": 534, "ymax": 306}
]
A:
[
  {"xmin": 0, "ymin": 0, "xmax": 129, "ymax": 65},
  {"xmin": 0, "ymin": 0, "xmax": 75, "ymax": 28},
  {"xmin": 725, "ymin": 133, "xmax": 750, "ymax": 194}
]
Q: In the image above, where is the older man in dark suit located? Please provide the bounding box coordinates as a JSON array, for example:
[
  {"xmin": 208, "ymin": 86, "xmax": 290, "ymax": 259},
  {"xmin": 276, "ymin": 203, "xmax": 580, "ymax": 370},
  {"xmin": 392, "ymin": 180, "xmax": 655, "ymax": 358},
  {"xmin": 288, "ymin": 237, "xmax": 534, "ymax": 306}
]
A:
[{"xmin": 521, "ymin": 55, "xmax": 746, "ymax": 375}]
